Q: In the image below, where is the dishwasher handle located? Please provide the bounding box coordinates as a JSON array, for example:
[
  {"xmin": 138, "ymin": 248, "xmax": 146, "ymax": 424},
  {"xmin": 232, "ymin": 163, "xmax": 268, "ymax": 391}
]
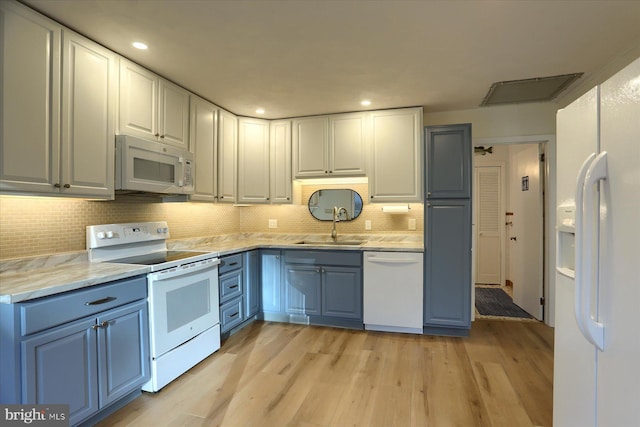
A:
[{"xmin": 366, "ymin": 256, "xmax": 421, "ymax": 264}]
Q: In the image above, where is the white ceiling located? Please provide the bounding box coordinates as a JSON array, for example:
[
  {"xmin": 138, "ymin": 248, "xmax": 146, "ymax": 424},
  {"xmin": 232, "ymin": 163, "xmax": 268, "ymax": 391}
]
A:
[{"xmin": 23, "ymin": 0, "xmax": 640, "ymax": 119}]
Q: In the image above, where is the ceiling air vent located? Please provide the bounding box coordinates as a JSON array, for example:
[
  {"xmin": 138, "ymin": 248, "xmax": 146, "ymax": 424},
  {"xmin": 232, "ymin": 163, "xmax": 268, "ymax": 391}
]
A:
[{"xmin": 480, "ymin": 73, "xmax": 583, "ymax": 106}]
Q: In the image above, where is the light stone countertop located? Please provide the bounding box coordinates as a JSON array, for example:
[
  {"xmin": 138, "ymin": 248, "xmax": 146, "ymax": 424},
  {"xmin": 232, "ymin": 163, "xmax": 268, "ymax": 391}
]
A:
[
  {"xmin": 0, "ymin": 234, "xmax": 422, "ymax": 304},
  {"xmin": 168, "ymin": 233, "xmax": 424, "ymax": 256},
  {"xmin": 0, "ymin": 252, "xmax": 149, "ymax": 304}
]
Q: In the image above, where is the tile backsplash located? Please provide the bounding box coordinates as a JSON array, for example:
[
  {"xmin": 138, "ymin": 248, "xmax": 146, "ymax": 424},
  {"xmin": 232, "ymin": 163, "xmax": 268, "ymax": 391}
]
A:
[{"xmin": 0, "ymin": 186, "xmax": 423, "ymax": 259}]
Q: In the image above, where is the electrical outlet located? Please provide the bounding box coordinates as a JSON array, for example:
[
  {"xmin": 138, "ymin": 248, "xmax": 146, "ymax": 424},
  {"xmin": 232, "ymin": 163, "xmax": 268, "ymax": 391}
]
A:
[
  {"xmin": 365, "ymin": 220, "xmax": 372, "ymax": 230},
  {"xmin": 268, "ymin": 219, "xmax": 278, "ymax": 229},
  {"xmin": 408, "ymin": 218, "xmax": 416, "ymax": 231}
]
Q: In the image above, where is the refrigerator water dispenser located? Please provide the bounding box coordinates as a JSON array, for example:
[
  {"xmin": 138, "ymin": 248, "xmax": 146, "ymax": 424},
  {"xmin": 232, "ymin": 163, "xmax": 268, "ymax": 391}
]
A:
[{"xmin": 556, "ymin": 204, "xmax": 576, "ymax": 278}]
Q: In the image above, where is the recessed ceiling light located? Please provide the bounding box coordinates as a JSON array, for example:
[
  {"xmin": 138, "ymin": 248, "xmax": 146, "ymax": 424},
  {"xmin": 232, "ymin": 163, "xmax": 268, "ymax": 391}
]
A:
[
  {"xmin": 132, "ymin": 41, "xmax": 148, "ymax": 50},
  {"xmin": 361, "ymin": 100, "xmax": 371, "ymax": 106},
  {"xmin": 256, "ymin": 108, "xmax": 265, "ymax": 115}
]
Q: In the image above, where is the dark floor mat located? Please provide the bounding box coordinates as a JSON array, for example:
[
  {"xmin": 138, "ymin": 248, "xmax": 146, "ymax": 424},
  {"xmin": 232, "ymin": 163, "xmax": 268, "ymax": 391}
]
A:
[{"xmin": 475, "ymin": 287, "xmax": 533, "ymax": 319}]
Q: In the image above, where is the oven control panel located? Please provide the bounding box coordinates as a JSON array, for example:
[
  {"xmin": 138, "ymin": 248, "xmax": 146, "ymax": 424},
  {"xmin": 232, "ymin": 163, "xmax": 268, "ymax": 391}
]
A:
[{"xmin": 87, "ymin": 221, "xmax": 170, "ymax": 249}]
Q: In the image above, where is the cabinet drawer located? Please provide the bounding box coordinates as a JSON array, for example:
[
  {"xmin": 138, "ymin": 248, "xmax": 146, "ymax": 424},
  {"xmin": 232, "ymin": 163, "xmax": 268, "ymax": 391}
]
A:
[
  {"xmin": 283, "ymin": 250, "xmax": 361, "ymax": 267},
  {"xmin": 219, "ymin": 270, "xmax": 243, "ymax": 303},
  {"xmin": 20, "ymin": 276, "xmax": 147, "ymax": 336},
  {"xmin": 220, "ymin": 297, "xmax": 243, "ymax": 332},
  {"xmin": 219, "ymin": 253, "xmax": 243, "ymax": 274}
]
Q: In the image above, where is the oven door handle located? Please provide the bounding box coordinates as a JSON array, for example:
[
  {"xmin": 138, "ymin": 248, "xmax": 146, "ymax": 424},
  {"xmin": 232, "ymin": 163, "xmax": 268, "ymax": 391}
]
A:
[{"xmin": 148, "ymin": 258, "xmax": 220, "ymax": 281}]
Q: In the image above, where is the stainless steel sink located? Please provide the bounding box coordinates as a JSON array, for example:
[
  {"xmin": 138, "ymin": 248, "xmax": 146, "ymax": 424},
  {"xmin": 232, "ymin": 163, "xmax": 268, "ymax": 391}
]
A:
[{"xmin": 296, "ymin": 240, "xmax": 366, "ymax": 246}]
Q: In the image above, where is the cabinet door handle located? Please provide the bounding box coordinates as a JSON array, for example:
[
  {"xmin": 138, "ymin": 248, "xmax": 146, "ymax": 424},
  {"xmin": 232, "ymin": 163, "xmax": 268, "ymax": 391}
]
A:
[
  {"xmin": 160, "ymin": 135, "xmax": 165, "ymax": 138},
  {"xmin": 100, "ymin": 321, "xmax": 110, "ymax": 328},
  {"xmin": 229, "ymin": 284, "xmax": 239, "ymax": 289},
  {"xmin": 85, "ymin": 296, "xmax": 116, "ymax": 306},
  {"xmin": 155, "ymin": 133, "xmax": 160, "ymax": 137},
  {"xmin": 63, "ymin": 184, "xmax": 70, "ymax": 188},
  {"xmin": 54, "ymin": 183, "xmax": 61, "ymax": 188},
  {"xmin": 91, "ymin": 324, "xmax": 100, "ymax": 330},
  {"xmin": 229, "ymin": 312, "xmax": 239, "ymax": 318}
]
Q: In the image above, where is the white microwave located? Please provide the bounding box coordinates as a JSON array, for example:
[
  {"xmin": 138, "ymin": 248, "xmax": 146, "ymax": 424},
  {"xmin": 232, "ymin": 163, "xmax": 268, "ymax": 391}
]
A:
[{"xmin": 116, "ymin": 135, "xmax": 194, "ymax": 195}]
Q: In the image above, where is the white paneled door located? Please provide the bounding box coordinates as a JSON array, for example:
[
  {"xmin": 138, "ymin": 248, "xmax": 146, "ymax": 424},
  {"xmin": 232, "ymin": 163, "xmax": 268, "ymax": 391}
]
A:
[
  {"xmin": 510, "ymin": 144, "xmax": 543, "ymax": 320},
  {"xmin": 474, "ymin": 165, "xmax": 503, "ymax": 284}
]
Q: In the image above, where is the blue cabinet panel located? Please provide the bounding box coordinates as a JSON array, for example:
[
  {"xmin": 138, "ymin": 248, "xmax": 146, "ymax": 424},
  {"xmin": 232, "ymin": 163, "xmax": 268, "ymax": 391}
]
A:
[
  {"xmin": 98, "ymin": 300, "xmax": 149, "ymax": 407},
  {"xmin": 424, "ymin": 200, "xmax": 471, "ymax": 328},
  {"xmin": 245, "ymin": 250, "xmax": 260, "ymax": 317},
  {"xmin": 285, "ymin": 265, "xmax": 322, "ymax": 316},
  {"xmin": 426, "ymin": 124, "xmax": 471, "ymax": 199},
  {"xmin": 322, "ymin": 266, "xmax": 362, "ymax": 319},
  {"xmin": 21, "ymin": 317, "xmax": 99, "ymax": 426},
  {"xmin": 260, "ymin": 250, "xmax": 282, "ymax": 313}
]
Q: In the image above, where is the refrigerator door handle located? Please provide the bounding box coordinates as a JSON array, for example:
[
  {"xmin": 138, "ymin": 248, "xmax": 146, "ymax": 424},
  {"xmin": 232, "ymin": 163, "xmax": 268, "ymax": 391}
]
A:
[
  {"xmin": 578, "ymin": 151, "xmax": 607, "ymax": 351},
  {"xmin": 574, "ymin": 153, "xmax": 597, "ymax": 347}
]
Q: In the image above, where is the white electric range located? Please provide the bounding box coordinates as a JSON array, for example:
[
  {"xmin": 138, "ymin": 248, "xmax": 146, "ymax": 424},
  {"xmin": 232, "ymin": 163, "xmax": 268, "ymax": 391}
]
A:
[{"xmin": 86, "ymin": 221, "xmax": 220, "ymax": 392}]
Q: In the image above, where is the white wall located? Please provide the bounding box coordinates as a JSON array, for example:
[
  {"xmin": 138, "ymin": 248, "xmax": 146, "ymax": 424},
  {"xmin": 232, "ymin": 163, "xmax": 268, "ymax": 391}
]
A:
[{"xmin": 424, "ymin": 102, "xmax": 558, "ymax": 139}]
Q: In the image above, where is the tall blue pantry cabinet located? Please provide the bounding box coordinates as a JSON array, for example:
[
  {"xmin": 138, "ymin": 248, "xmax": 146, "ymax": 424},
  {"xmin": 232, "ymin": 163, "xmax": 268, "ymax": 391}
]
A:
[{"xmin": 424, "ymin": 124, "xmax": 472, "ymax": 336}]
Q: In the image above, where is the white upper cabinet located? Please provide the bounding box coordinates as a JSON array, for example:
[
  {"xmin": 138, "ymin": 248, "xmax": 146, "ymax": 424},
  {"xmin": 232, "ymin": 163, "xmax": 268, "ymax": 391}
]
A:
[
  {"xmin": 0, "ymin": 2, "xmax": 115, "ymax": 198},
  {"xmin": 60, "ymin": 30, "xmax": 117, "ymax": 198},
  {"xmin": 189, "ymin": 96, "xmax": 218, "ymax": 202},
  {"xmin": 238, "ymin": 118, "xmax": 270, "ymax": 203},
  {"xmin": 292, "ymin": 116, "xmax": 328, "ymax": 177},
  {"xmin": 119, "ymin": 59, "xmax": 189, "ymax": 149},
  {"xmin": 329, "ymin": 113, "xmax": 367, "ymax": 175},
  {"xmin": 270, "ymin": 120, "xmax": 292, "ymax": 204},
  {"xmin": 368, "ymin": 107, "xmax": 423, "ymax": 203},
  {"xmin": 217, "ymin": 109, "xmax": 238, "ymax": 203},
  {"xmin": 292, "ymin": 113, "xmax": 367, "ymax": 178},
  {"xmin": 0, "ymin": 1, "xmax": 61, "ymax": 195}
]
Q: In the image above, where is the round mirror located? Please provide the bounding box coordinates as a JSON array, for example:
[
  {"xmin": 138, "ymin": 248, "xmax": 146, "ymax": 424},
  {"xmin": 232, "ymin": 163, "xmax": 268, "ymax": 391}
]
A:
[{"xmin": 308, "ymin": 189, "xmax": 363, "ymax": 221}]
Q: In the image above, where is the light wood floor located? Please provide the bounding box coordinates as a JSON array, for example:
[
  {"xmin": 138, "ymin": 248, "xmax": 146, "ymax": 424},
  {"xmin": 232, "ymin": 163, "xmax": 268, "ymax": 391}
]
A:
[{"xmin": 98, "ymin": 319, "xmax": 554, "ymax": 427}]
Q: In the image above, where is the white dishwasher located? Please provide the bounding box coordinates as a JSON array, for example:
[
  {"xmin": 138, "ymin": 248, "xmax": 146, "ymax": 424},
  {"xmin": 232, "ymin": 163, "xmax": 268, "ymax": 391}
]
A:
[{"xmin": 363, "ymin": 251, "xmax": 423, "ymax": 334}]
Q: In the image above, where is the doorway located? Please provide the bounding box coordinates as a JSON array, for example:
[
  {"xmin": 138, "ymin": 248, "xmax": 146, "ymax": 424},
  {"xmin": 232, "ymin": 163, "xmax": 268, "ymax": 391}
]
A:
[{"xmin": 473, "ymin": 139, "xmax": 550, "ymax": 321}]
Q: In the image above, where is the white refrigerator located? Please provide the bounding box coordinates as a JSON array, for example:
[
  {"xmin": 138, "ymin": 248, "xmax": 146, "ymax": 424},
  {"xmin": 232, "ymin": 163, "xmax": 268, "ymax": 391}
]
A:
[{"xmin": 554, "ymin": 57, "xmax": 639, "ymax": 427}]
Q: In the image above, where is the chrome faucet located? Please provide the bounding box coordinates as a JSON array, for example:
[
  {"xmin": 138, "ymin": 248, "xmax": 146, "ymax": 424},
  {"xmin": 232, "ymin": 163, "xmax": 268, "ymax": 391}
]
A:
[{"xmin": 331, "ymin": 206, "xmax": 350, "ymax": 241}]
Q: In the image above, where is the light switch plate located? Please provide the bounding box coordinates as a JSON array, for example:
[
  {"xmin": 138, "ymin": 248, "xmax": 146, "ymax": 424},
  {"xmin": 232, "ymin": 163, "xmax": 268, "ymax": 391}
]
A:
[
  {"xmin": 408, "ymin": 218, "xmax": 416, "ymax": 230},
  {"xmin": 365, "ymin": 220, "xmax": 372, "ymax": 230},
  {"xmin": 268, "ymin": 219, "xmax": 278, "ymax": 229}
]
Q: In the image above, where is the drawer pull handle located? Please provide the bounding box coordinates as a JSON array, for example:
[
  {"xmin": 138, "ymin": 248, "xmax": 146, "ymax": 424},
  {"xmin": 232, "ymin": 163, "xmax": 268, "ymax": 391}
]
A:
[
  {"xmin": 85, "ymin": 296, "xmax": 116, "ymax": 306},
  {"xmin": 229, "ymin": 284, "xmax": 239, "ymax": 289},
  {"xmin": 229, "ymin": 262, "xmax": 239, "ymax": 266},
  {"xmin": 229, "ymin": 312, "xmax": 239, "ymax": 318}
]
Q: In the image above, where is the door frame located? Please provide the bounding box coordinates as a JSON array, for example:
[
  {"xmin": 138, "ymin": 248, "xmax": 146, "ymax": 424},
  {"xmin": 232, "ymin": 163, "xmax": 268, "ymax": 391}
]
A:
[
  {"xmin": 473, "ymin": 162, "xmax": 506, "ymax": 286},
  {"xmin": 473, "ymin": 135, "xmax": 556, "ymax": 326}
]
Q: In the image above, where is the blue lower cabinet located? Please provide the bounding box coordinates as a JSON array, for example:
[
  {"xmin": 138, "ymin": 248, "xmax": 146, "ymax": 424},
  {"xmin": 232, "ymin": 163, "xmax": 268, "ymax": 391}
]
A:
[
  {"xmin": 282, "ymin": 251, "xmax": 363, "ymax": 329},
  {"xmin": 2, "ymin": 276, "xmax": 150, "ymax": 426},
  {"xmin": 424, "ymin": 199, "xmax": 472, "ymax": 333}
]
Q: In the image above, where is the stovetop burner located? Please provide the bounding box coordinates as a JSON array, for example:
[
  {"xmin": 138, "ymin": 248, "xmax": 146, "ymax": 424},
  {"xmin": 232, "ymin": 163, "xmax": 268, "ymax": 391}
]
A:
[{"xmin": 109, "ymin": 250, "xmax": 213, "ymax": 266}]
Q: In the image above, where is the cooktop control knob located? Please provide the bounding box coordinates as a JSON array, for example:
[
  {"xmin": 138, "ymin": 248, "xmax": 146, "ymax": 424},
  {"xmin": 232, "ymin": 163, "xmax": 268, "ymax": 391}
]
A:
[
  {"xmin": 106, "ymin": 231, "xmax": 114, "ymax": 239},
  {"xmin": 157, "ymin": 227, "xmax": 163, "ymax": 234},
  {"xmin": 97, "ymin": 232, "xmax": 106, "ymax": 239}
]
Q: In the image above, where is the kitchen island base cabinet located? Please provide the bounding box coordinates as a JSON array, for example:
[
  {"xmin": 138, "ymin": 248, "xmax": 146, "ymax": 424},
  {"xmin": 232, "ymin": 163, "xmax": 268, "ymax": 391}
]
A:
[{"xmin": 0, "ymin": 276, "xmax": 150, "ymax": 427}]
